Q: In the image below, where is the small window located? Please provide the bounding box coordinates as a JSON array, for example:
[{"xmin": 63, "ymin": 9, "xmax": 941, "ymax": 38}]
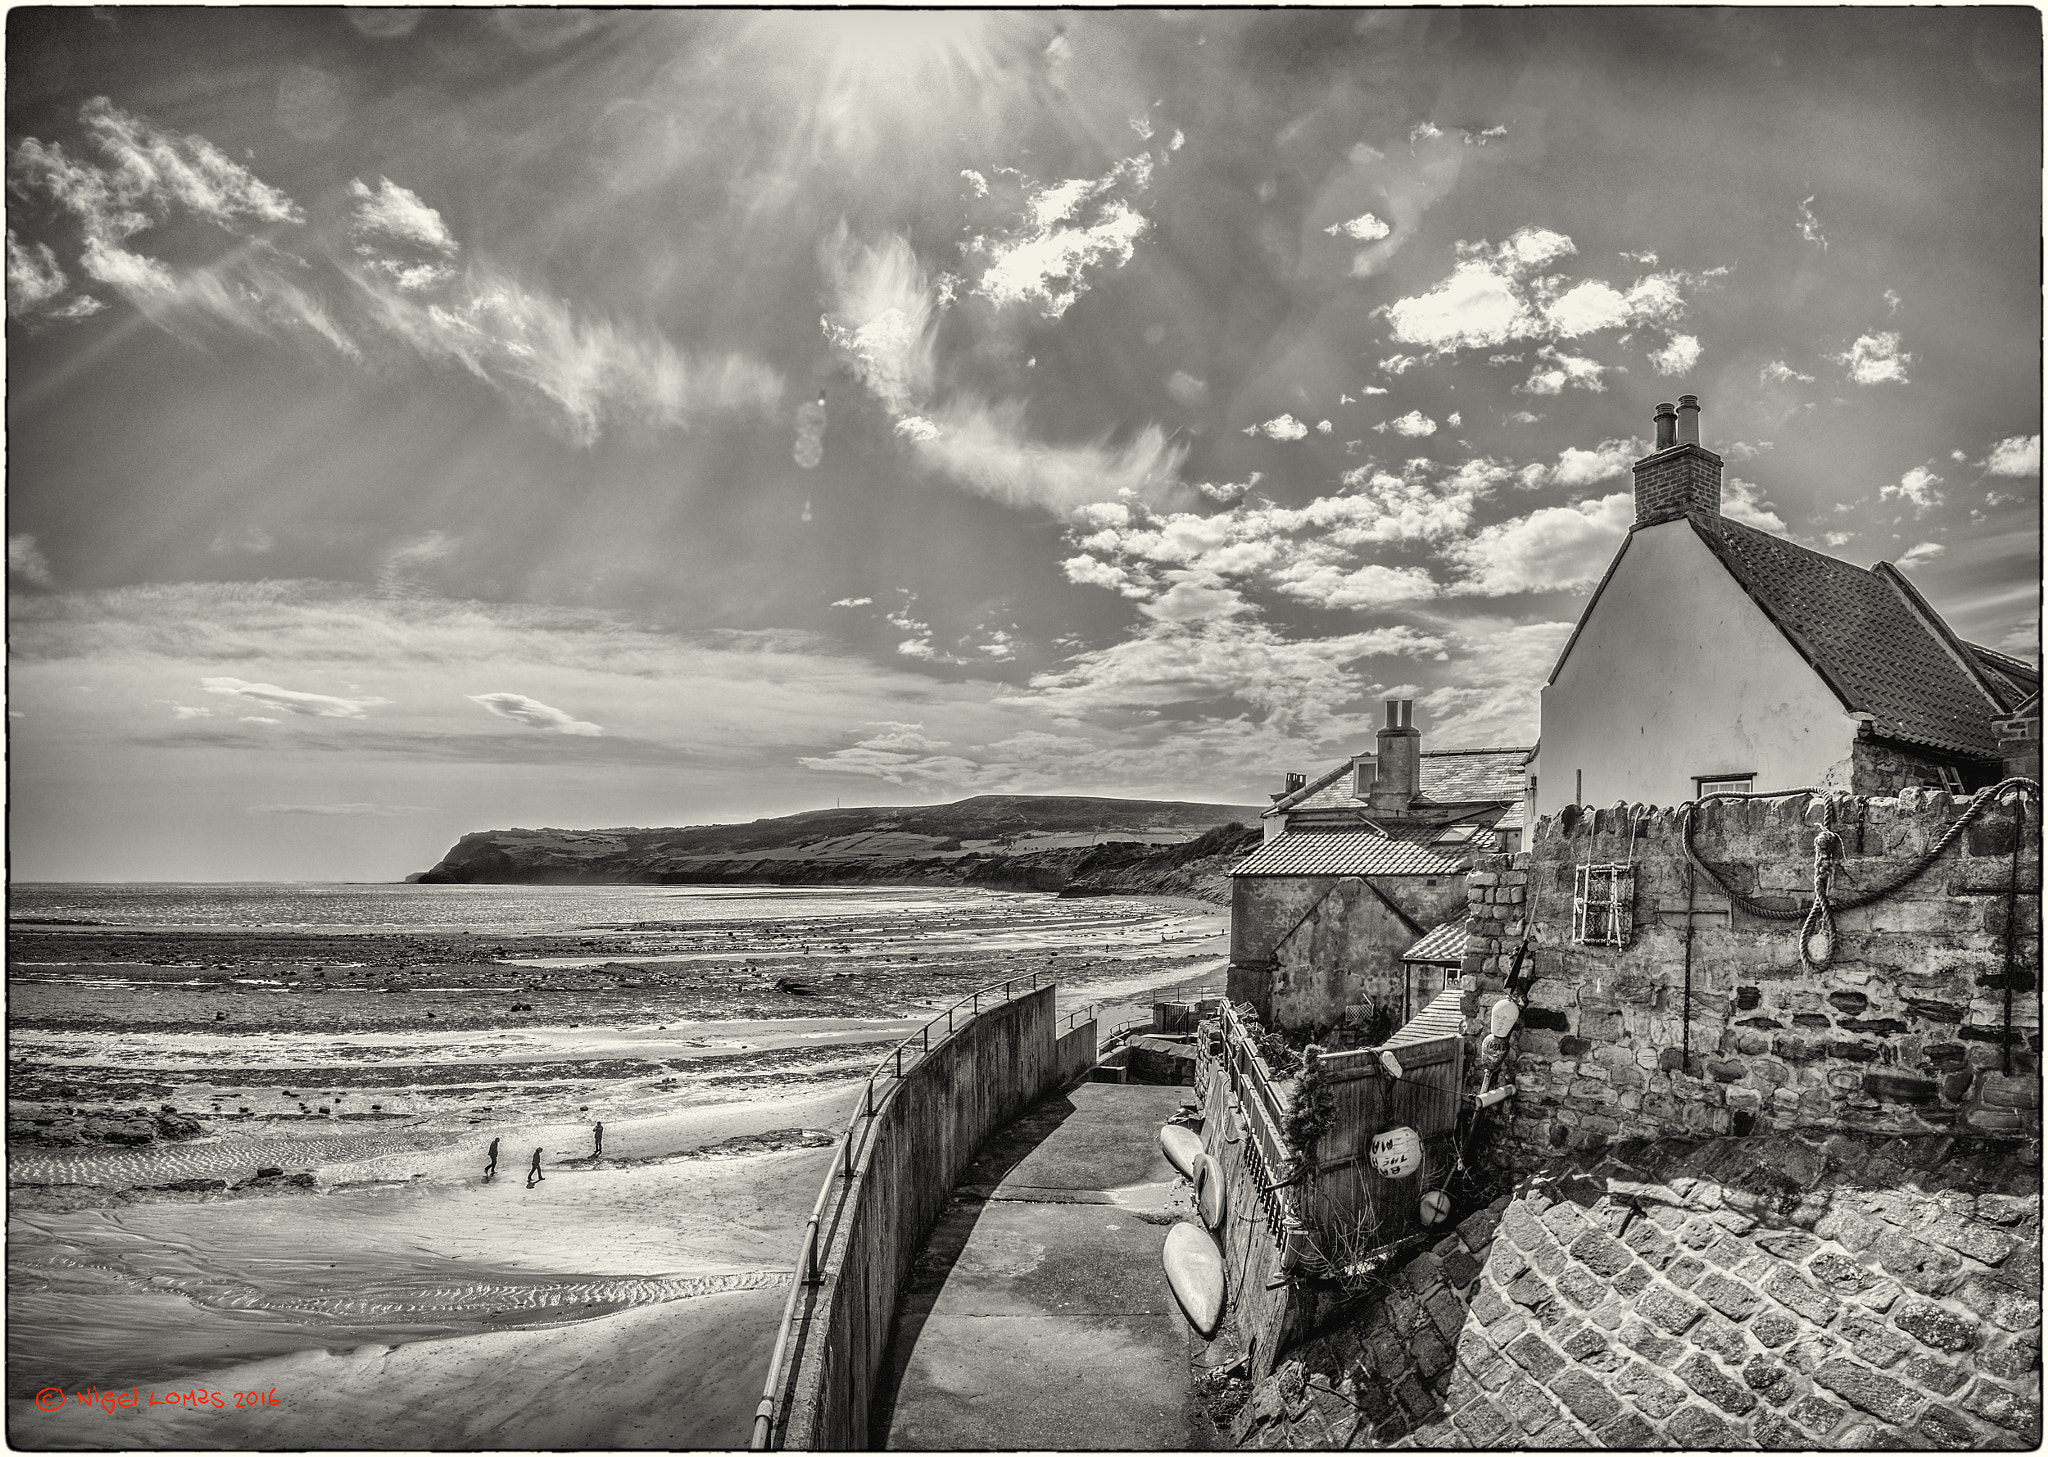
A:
[
  {"xmin": 1694, "ymin": 774, "xmax": 1755, "ymax": 798},
  {"xmin": 1572, "ymin": 864, "xmax": 1634, "ymax": 947}
]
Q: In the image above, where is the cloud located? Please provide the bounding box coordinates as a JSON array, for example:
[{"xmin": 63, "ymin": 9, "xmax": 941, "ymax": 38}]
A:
[
  {"xmin": 1881, "ymin": 466, "xmax": 1944, "ymax": 513},
  {"xmin": 1518, "ymin": 345, "xmax": 1607, "ymax": 395},
  {"xmin": 1832, "ymin": 331, "xmax": 1910, "ymax": 386},
  {"xmin": 7, "ymin": 228, "xmax": 97, "ymax": 319},
  {"xmin": 1760, "ymin": 360, "xmax": 1814, "ymax": 385},
  {"xmin": 208, "ymin": 525, "xmax": 276, "ymax": 556},
  {"xmin": 1647, "ymin": 333, "xmax": 1702, "ymax": 376},
  {"xmin": 9, "ymin": 100, "xmax": 782, "ymax": 445},
  {"xmin": 1797, "ymin": 195, "xmax": 1827, "ymax": 250},
  {"xmin": 247, "ymin": 802, "xmax": 427, "ymax": 816},
  {"xmin": 1883, "ymin": 288, "xmax": 1902, "ymax": 314},
  {"xmin": 1251, "ymin": 414, "xmax": 1309, "ymax": 441},
  {"xmin": 1984, "ymin": 434, "xmax": 2041, "ymax": 477},
  {"xmin": 1722, "ymin": 477, "xmax": 1787, "ymax": 533},
  {"xmin": 1415, "ymin": 618, "xmax": 1573, "ymax": 748},
  {"xmin": 797, "ymin": 722, "xmax": 978, "ymax": 787},
  {"xmin": 1446, "ymin": 492, "xmax": 1632, "ymax": 595},
  {"xmin": 1898, "ymin": 542, "xmax": 1944, "ymax": 569},
  {"xmin": 1324, "ymin": 212, "xmax": 1391, "ymax": 242},
  {"xmin": 1380, "ymin": 354, "xmax": 1418, "ymax": 375},
  {"xmin": 972, "ymin": 156, "xmax": 1152, "ymax": 319},
  {"xmin": 820, "ymin": 228, "xmax": 937, "ymax": 417},
  {"xmin": 466, "ymin": 691, "xmax": 605, "ymax": 735},
  {"xmin": 907, "ymin": 399, "xmax": 1185, "ymax": 518},
  {"xmin": 8, "ymin": 534, "xmax": 55, "ymax": 587},
  {"xmin": 347, "ymin": 176, "xmax": 460, "ymax": 291},
  {"xmin": 202, "ymin": 676, "xmax": 392, "ymax": 718},
  {"xmin": 346, "ymin": 9, "xmax": 420, "ymax": 38},
  {"xmin": 1540, "ymin": 438, "xmax": 1639, "ymax": 490},
  {"xmin": 830, "ymin": 596, "xmax": 874, "ymax": 609},
  {"xmin": 170, "ymin": 704, "xmax": 211, "ymax": 720},
  {"xmin": 1385, "ymin": 228, "xmax": 1700, "ymax": 359},
  {"xmin": 1376, "ymin": 410, "xmax": 1437, "ymax": 437}
]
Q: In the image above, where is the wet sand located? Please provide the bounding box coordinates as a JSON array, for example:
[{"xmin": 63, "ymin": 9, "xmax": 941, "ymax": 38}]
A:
[{"xmin": 9, "ymin": 887, "xmax": 1226, "ymax": 1449}]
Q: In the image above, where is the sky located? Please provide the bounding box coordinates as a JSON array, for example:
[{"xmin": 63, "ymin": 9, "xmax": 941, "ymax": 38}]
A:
[{"xmin": 6, "ymin": 7, "xmax": 2041, "ymax": 883}]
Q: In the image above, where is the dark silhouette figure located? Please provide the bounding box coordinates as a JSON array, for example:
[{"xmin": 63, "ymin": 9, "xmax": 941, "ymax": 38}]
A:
[
  {"xmin": 527, "ymin": 1147, "xmax": 544, "ymax": 1188},
  {"xmin": 485, "ymin": 1137, "xmax": 499, "ymax": 1179},
  {"xmin": 592, "ymin": 1122, "xmax": 604, "ymax": 1158}
]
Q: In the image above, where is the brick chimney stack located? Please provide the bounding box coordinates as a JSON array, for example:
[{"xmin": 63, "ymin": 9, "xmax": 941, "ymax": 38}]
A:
[
  {"xmin": 1368, "ymin": 698, "xmax": 1420, "ymax": 813},
  {"xmin": 1633, "ymin": 393, "xmax": 1722, "ymax": 527}
]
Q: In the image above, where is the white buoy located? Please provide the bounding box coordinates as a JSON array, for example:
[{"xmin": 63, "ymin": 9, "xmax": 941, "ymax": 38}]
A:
[
  {"xmin": 1370, "ymin": 1126, "xmax": 1423, "ymax": 1178},
  {"xmin": 1489, "ymin": 999, "xmax": 1521, "ymax": 1037},
  {"xmin": 1420, "ymin": 1189, "xmax": 1452, "ymax": 1225}
]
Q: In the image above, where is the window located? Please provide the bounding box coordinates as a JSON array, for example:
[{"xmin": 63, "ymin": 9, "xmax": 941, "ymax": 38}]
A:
[
  {"xmin": 1572, "ymin": 864, "xmax": 1634, "ymax": 947},
  {"xmin": 1694, "ymin": 773, "xmax": 1755, "ymax": 798}
]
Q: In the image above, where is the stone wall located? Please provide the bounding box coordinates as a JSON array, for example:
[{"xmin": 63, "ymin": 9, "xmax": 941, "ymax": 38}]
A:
[
  {"xmin": 1476, "ymin": 789, "xmax": 2040, "ymax": 1167},
  {"xmin": 1230, "ymin": 872, "xmax": 1467, "ymax": 1031},
  {"xmin": 1852, "ymin": 737, "xmax": 1999, "ymax": 796}
]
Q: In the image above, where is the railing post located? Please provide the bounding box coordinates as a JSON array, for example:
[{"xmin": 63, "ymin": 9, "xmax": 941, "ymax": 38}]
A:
[
  {"xmin": 864, "ymin": 1078, "xmax": 874, "ymax": 1118},
  {"xmin": 923, "ymin": 1025, "xmax": 929, "ymax": 1051},
  {"xmin": 974, "ymin": 991, "xmax": 980, "ymax": 1016},
  {"xmin": 895, "ymin": 1046, "xmax": 903, "ymax": 1079},
  {"xmin": 842, "ymin": 1129, "xmax": 853, "ymax": 1180}
]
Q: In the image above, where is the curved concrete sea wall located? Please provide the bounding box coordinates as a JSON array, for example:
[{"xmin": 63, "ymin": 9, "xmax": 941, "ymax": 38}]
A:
[{"xmin": 778, "ymin": 983, "xmax": 1069, "ymax": 1449}]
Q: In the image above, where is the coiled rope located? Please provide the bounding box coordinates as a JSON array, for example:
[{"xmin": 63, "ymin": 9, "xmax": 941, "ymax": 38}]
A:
[{"xmin": 1678, "ymin": 777, "xmax": 2041, "ymax": 969}]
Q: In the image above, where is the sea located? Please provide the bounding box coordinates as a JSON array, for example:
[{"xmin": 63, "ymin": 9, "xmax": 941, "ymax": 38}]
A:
[{"xmin": 6, "ymin": 880, "xmax": 1228, "ymax": 1445}]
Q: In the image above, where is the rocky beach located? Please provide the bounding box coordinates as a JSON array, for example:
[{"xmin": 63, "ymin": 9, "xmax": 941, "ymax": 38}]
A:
[{"xmin": 7, "ymin": 883, "xmax": 1226, "ymax": 1449}]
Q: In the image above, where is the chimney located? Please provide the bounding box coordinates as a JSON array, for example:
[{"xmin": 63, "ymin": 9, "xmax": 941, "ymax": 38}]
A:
[
  {"xmin": 1632, "ymin": 393, "xmax": 1722, "ymax": 528},
  {"xmin": 1368, "ymin": 698, "xmax": 1421, "ymax": 813},
  {"xmin": 1271, "ymin": 771, "xmax": 1307, "ymax": 803}
]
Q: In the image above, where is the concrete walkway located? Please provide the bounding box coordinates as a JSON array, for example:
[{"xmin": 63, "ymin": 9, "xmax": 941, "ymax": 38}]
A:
[{"xmin": 875, "ymin": 1080, "xmax": 1212, "ymax": 1450}]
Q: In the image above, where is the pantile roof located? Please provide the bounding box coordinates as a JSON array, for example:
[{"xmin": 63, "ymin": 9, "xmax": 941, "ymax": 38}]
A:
[
  {"xmin": 1694, "ymin": 517, "xmax": 2015, "ymax": 757},
  {"xmin": 1382, "ymin": 986, "xmax": 1465, "ymax": 1047},
  {"xmin": 1400, "ymin": 916, "xmax": 1469, "ymax": 964},
  {"xmin": 1230, "ymin": 833, "xmax": 1464, "ymax": 878},
  {"xmin": 1267, "ymin": 746, "xmax": 1531, "ymax": 818}
]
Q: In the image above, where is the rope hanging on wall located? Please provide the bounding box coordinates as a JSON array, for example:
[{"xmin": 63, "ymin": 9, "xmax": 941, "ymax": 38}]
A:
[
  {"xmin": 1679, "ymin": 777, "xmax": 2041, "ymax": 970},
  {"xmin": 2004, "ymin": 793, "xmax": 2027, "ymax": 1077}
]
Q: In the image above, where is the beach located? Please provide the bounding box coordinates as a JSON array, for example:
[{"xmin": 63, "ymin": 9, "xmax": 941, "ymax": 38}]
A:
[{"xmin": 8, "ymin": 883, "xmax": 1226, "ymax": 1449}]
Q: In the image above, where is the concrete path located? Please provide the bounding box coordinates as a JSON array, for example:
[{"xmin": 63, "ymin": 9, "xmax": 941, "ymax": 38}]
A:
[{"xmin": 875, "ymin": 1081, "xmax": 1213, "ymax": 1450}]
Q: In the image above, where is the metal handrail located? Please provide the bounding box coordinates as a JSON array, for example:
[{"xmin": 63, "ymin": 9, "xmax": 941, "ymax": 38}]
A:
[{"xmin": 749, "ymin": 971, "xmax": 1047, "ymax": 1451}]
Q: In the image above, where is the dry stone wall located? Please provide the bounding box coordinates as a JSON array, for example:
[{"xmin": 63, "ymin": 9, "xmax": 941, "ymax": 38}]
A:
[{"xmin": 1473, "ymin": 788, "xmax": 2040, "ymax": 1166}]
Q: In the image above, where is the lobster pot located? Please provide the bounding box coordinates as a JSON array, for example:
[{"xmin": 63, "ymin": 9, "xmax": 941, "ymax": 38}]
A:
[{"xmin": 1572, "ymin": 863, "xmax": 1635, "ymax": 947}]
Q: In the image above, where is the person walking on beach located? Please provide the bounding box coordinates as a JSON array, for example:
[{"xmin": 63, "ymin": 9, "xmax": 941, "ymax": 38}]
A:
[
  {"xmin": 592, "ymin": 1121, "xmax": 604, "ymax": 1159},
  {"xmin": 527, "ymin": 1147, "xmax": 544, "ymax": 1188},
  {"xmin": 485, "ymin": 1137, "xmax": 499, "ymax": 1180}
]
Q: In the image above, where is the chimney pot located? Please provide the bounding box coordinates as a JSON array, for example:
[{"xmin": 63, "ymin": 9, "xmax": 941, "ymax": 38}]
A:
[
  {"xmin": 1654, "ymin": 402, "xmax": 1678, "ymax": 451},
  {"xmin": 1385, "ymin": 699, "xmax": 1400, "ymax": 729},
  {"xmin": 1399, "ymin": 698, "xmax": 1413, "ymax": 729},
  {"xmin": 1676, "ymin": 394, "xmax": 1701, "ymax": 445}
]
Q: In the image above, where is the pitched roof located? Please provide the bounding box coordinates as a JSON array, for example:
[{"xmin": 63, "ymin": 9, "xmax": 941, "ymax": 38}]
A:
[
  {"xmin": 1265, "ymin": 746, "xmax": 1531, "ymax": 818},
  {"xmin": 1382, "ymin": 986, "xmax": 1465, "ymax": 1048},
  {"xmin": 1401, "ymin": 915, "xmax": 1469, "ymax": 964},
  {"xmin": 1964, "ymin": 641, "xmax": 2042, "ymax": 708},
  {"xmin": 1231, "ymin": 832, "xmax": 1465, "ymax": 878},
  {"xmin": 1695, "ymin": 517, "xmax": 2011, "ymax": 757}
]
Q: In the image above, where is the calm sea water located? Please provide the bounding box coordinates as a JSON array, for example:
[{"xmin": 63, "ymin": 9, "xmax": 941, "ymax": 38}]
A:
[{"xmin": 8, "ymin": 882, "xmax": 1027, "ymax": 934}]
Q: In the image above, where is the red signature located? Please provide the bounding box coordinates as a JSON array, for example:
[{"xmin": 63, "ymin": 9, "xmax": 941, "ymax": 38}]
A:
[{"xmin": 35, "ymin": 1387, "xmax": 280, "ymax": 1413}]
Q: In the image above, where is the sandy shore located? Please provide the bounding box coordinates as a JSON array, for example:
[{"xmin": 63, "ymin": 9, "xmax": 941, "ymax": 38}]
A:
[{"xmin": 10, "ymin": 888, "xmax": 1227, "ymax": 1449}]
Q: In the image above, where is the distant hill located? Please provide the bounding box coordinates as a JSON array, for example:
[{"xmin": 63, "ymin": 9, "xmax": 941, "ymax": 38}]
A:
[{"xmin": 413, "ymin": 794, "xmax": 1268, "ymax": 903}]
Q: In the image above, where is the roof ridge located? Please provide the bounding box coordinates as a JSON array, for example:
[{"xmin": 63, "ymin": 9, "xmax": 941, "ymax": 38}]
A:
[{"xmin": 1419, "ymin": 746, "xmax": 1536, "ymax": 757}]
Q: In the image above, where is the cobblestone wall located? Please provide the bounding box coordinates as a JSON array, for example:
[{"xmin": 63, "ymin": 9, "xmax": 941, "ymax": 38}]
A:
[
  {"xmin": 1231, "ymin": 1132, "xmax": 2042, "ymax": 1451},
  {"xmin": 1474, "ymin": 789, "xmax": 2040, "ymax": 1166}
]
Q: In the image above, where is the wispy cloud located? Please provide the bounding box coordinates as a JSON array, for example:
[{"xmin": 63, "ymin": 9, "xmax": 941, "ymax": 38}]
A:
[
  {"xmin": 202, "ymin": 676, "xmax": 392, "ymax": 718},
  {"xmin": 1796, "ymin": 195, "xmax": 1827, "ymax": 250},
  {"xmin": 247, "ymin": 801, "xmax": 427, "ymax": 816},
  {"xmin": 467, "ymin": 692, "xmax": 604, "ymax": 736},
  {"xmin": 8, "ymin": 534, "xmax": 55, "ymax": 587},
  {"xmin": 1760, "ymin": 359, "xmax": 1815, "ymax": 385},
  {"xmin": 1445, "ymin": 492, "xmax": 1632, "ymax": 595},
  {"xmin": 1898, "ymin": 541, "xmax": 1944, "ymax": 569},
  {"xmin": 9, "ymin": 99, "xmax": 784, "ymax": 445}
]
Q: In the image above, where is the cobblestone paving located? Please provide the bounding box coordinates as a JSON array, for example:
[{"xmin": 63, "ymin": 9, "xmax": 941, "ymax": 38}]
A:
[{"xmin": 1232, "ymin": 1131, "xmax": 2041, "ymax": 1449}]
